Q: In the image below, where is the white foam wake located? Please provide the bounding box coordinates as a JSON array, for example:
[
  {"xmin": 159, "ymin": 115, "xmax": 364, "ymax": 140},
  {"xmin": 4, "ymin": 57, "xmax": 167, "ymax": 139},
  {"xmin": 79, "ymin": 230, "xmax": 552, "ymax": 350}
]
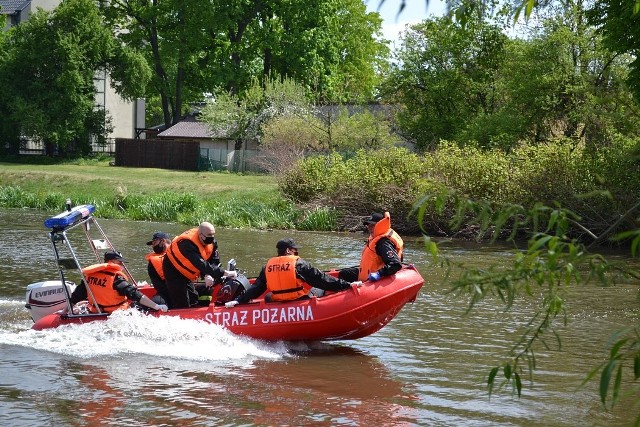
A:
[{"xmin": 0, "ymin": 308, "xmax": 288, "ymax": 362}]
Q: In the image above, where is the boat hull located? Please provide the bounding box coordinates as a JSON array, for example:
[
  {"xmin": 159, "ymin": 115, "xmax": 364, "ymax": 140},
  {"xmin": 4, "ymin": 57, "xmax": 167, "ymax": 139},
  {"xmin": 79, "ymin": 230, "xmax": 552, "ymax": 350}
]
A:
[{"xmin": 32, "ymin": 266, "xmax": 424, "ymax": 341}]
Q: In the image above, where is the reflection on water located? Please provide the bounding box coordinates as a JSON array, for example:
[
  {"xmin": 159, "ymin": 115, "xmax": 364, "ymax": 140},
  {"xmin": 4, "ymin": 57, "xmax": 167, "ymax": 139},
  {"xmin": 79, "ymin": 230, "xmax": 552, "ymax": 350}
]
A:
[
  {"xmin": 0, "ymin": 208, "xmax": 638, "ymax": 426},
  {"xmin": 233, "ymin": 345, "xmax": 416, "ymax": 426}
]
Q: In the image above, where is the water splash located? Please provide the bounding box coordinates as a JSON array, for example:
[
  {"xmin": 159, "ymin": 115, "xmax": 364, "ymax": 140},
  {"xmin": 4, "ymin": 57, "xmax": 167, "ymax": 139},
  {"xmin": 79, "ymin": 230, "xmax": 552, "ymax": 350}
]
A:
[{"xmin": 0, "ymin": 308, "xmax": 287, "ymax": 362}]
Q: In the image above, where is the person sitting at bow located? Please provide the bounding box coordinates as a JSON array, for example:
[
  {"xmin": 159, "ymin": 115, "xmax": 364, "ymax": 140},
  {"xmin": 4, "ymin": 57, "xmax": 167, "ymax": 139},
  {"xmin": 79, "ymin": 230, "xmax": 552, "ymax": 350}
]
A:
[
  {"xmin": 144, "ymin": 231, "xmax": 172, "ymax": 306},
  {"xmin": 225, "ymin": 238, "xmax": 361, "ymax": 308},
  {"xmin": 163, "ymin": 222, "xmax": 236, "ymax": 308},
  {"xmin": 65, "ymin": 251, "xmax": 168, "ymax": 314},
  {"xmin": 339, "ymin": 212, "xmax": 404, "ymax": 283}
]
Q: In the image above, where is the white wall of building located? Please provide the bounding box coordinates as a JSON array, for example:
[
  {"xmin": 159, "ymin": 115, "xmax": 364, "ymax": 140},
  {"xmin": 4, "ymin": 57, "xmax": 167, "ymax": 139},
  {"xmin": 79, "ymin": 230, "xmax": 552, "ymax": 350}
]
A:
[{"xmin": 104, "ymin": 74, "xmax": 145, "ymax": 139}]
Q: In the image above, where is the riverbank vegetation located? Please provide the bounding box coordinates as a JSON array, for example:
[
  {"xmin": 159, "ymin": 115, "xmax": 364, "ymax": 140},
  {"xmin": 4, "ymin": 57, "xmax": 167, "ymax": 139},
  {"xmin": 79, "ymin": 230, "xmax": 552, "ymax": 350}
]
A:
[
  {"xmin": 0, "ymin": 158, "xmax": 341, "ymax": 231},
  {"xmin": 280, "ymin": 137, "xmax": 640, "ymax": 240},
  {"xmin": 2, "ymin": 133, "xmax": 638, "ymax": 241}
]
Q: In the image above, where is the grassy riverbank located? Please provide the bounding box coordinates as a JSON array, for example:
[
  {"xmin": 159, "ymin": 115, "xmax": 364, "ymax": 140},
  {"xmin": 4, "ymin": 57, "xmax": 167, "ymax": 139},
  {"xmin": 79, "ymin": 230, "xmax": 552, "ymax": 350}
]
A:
[{"xmin": 0, "ymin": 159, "xmax": 338, "ymax": 230}]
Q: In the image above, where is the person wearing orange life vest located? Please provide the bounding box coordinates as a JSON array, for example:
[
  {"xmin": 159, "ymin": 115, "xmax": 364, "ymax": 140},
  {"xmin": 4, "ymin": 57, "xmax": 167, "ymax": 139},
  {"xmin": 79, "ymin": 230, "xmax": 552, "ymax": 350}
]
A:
[
  {"xmin": 65, "ymin": 251, "xmax": 168, "ymax": 314},
  {"xmin": 163, "ymin": 222, "xmax": 236, "ymax": 308},
  {"xmin": 339, "ymin": 212, "xmax": 404, "ymax": 283},
  {"xmin": 145, "ymin": 231, "xmax": 172, "ymax": 306},
  {"xmin": 224, "ymin": 238, "xmax": 362, "ymax": 308}
]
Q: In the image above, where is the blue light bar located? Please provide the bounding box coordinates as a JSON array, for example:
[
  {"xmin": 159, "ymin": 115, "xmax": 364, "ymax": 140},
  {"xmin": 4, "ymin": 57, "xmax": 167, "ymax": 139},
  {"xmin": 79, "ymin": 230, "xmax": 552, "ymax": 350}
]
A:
[{"xmin": 44, "ymin": 205, "xmax": 96, "ymax": 229}]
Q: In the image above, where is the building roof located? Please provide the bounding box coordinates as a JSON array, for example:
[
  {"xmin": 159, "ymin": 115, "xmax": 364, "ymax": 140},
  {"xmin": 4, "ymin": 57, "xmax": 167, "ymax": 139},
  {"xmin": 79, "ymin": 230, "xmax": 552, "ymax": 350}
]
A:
[
  {"xmin": 157, "ymin": 115, "xmax": 228, "ymax": 139},
  {"xmin": 0, "ymin": 0, "xmax": 30, "ymax": 15}
]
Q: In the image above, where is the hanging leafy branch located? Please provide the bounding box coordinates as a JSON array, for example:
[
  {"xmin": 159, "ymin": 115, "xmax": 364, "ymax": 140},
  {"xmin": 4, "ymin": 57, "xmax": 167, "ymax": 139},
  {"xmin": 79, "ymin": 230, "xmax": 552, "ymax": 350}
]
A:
[{"xmin": 415, "ymin": 189, "xmax": 640, "ymax": 409}]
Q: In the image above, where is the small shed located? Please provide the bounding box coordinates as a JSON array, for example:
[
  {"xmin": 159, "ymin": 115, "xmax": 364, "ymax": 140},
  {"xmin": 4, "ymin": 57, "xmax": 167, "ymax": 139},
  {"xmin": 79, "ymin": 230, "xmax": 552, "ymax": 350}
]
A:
[
  {"xmin": 116, "ymin": 115, "xmax": 260, "ymax": 172},
  {"xmin": 157, "ymin": 116, "xmax": 235, "ymax": 171}
]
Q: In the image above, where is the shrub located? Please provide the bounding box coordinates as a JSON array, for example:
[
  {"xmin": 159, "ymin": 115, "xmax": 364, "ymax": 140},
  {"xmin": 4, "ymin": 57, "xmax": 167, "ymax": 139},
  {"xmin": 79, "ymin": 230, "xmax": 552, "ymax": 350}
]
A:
[
  {"xmin": 422, "ymin": 142, "xmax": 512, "ymax": 202},
  {"xmin": 276, "ymin": 138, "xmax": 640, "ymax": 237},
  {"xmin": 329, "ymin": 109, "xmax": 401, "ymax": 152},
  {"xmin": 278, "ymin": 152, "xmax": 346, "ymax": 203},
  {"xmin": 506, "ymin": 140, "xmax": 586, "ymax": 207},
  {"xmin": 278, "ymin": 147, "xmax": 429, "ymax": 232}
]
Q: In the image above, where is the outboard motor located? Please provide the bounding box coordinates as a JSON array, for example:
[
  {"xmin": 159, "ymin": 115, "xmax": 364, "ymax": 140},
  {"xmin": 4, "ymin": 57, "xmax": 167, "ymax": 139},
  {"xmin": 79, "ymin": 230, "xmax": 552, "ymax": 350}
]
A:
[{"xmin": 25, "ymin": 280, "xmax": 76, "ymax": 322}]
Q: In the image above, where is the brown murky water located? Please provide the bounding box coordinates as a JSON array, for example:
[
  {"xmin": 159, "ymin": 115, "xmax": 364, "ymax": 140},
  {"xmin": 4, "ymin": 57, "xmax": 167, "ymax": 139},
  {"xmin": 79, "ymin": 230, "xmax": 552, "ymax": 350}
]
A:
[{"xmin": 0, "ymin": 208, "xmax": 637, "ymax": 426}]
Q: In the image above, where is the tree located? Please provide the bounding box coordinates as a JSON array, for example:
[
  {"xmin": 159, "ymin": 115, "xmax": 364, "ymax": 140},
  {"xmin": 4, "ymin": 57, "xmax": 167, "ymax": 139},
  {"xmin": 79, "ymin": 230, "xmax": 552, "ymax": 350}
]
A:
[
  {"xmin": 588, "ymin": 0, "xmax": 640, "ymax": 103},
  {"xmin": 260, "ymin": 106, "xmax": 401, "ymax": 169},
  {"xmin": 384, "ymin": 3, "xmax": 640, "ymax": 151},
  {"xmin": 381, "ymin": 0, "xmax": 640, "ymax": 105},
  {"xmin": 515, "ymin": 4, "xmax": 640, "ymax": 146},
  {"xmin": 200, "ymin": 75, "xmax": 313, "ymax": 146},
  {"xmin": 0, "ymin": 0, "xmax": 150, "ymax": 156},
  {"xmin": 307, "ymin": 105, "xmax": 401, "ymax": 153},
  {"xmin": 262, "ymin": 0, "xmax": 390, "ymax": 103},
  {"xmin": 101, "ymin": 0, "xmax": 389, "ymax": 129},
  {"xmin": 258, "ymin": 114, "xmax": 326, "ymax": 174},
  {"xmin": 465, "ymin": 12, "xmax": 639, "ymax": 148},
  {"xmin": 383, "ymin": 16, "xmax": 508, "ymax": 150},
  {"xmin": 100, "ymin": 0, "xmax": 221, "ymax": 128},
  {"xmin": 196, "ymin": 0, "xmax": 389, "ymax": 102}
]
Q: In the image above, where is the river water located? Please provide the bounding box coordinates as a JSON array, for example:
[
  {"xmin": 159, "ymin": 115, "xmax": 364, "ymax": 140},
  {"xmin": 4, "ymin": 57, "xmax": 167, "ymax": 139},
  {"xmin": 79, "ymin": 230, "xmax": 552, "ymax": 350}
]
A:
[{"xmin": 0, "ymin": 208, "xmax": 637, "ymax": 426}]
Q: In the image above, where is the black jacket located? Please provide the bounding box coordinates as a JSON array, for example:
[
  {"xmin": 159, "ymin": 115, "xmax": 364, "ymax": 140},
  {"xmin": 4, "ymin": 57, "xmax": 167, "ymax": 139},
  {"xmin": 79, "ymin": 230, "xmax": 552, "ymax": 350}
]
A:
[{"xmin": 236, "ymin": 258, "xmax": 351, "ymax": 304}]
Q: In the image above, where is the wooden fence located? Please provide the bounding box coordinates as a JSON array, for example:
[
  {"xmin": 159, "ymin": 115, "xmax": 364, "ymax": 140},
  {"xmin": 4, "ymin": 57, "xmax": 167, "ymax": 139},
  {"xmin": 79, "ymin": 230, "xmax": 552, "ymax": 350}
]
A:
[
  {"xmin": 115, "ymin": 138, "xmax": 200, "ymax": 171},
  {"xmin": 18, "ymin": 137, "xmax": 261, "ymax": 172}
]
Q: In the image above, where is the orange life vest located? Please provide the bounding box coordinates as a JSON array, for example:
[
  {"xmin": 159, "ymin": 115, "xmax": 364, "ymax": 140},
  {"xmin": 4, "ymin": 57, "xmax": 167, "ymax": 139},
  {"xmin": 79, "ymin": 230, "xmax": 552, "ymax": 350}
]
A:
[
  {"xmin": 358, "ymin": 212, "xmax": 404, "ymax": 281},
  {"xmin": 81, "ymin": 263, "xmax": 130, "ymax": 313},
  {"xmin": 265, "ymin": 255, "xmax": 308, "ymax": 301},
  {"xmin": 165, "ymin": 228, "xmax": 214, "ymax": 281},
  {"xmin": 145, "ymin": 252, "xmax": 166, "ymax": 281}
]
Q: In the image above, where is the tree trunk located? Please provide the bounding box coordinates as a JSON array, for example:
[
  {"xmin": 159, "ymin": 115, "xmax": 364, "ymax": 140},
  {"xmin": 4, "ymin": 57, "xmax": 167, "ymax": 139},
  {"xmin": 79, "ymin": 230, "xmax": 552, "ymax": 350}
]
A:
[
  {"xmin": 149, "ymin": 12, "xmax": 172, "ymax": 128},
  {"xmin": 174, "ymin": 65, "xmax": 184, "ymax": 125},
  {"xmin": 227, "ymin": 1, "xmax": 264, "ymax": 93},
  {"xmin": 263, "ymin": 47, "xmax": 272, "ymax": 77}
]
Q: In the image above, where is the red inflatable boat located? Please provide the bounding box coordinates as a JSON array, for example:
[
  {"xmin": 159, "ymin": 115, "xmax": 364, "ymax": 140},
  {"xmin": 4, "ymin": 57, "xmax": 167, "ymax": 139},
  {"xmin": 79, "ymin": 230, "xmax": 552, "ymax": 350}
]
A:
[{"xmin": 26, "ymin": 203, "xmax": 424, "ymax": 341}]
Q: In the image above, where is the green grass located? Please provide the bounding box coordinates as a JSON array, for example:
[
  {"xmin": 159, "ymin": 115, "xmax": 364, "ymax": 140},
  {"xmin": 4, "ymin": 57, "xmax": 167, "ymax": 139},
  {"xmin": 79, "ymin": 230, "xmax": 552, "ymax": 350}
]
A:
[
  {"xmin": 0, "ymin": 159, "xmax": 278, "ymax": 202},
  {"xmin": 0, "ymin": 160, "xmax": 321, "ymax": 230}
]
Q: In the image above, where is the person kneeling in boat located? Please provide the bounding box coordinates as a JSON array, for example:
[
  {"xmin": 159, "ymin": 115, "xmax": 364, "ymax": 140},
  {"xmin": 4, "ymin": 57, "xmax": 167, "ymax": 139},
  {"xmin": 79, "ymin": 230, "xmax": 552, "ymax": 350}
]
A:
[
  {"xmin": 62, "ymin": 251, "xmax": 168, "ymax": 314},
  {"xmin": 224, "ymin": 238, "xmax": 362, "ymax": 308},
  {"xmin": 338, "ymin": 212, "xmax": 404, "ymax": 283}
]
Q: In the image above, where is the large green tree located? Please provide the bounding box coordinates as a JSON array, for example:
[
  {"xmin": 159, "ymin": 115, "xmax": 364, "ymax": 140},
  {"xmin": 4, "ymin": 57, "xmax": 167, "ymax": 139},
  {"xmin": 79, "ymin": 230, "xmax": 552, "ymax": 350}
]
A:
[
  {"xmin": 462, "ymin": 7, "xmax": 639, "ymax": 148},
  {"xmin": 101, "ymin": 0, "xmax": 389, "ymax": 129},
  {"xmin": 0, "ymin": 0, "xmax": 150, "ymax": 156},
  {"xmin": 258, "ymin": 0, "xmax": 389, "ymax": 103},
  {"xmin": 100, "ymin": 0, "xmax": 221, "ymax": 128},
  {"xmin": 383, "ymin": 16, "xmax": 508, "ymax": 150},
  {"xmin": 196, "ymin": 0, "xmax": 389, "ymax": 102},
  {"xmin": 381, "ymin": 0, "xmax": 640, "ymax": 105},
  {"xmin": 384, "ymin": 4, "xmax": 639, "ymax": 150}
]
